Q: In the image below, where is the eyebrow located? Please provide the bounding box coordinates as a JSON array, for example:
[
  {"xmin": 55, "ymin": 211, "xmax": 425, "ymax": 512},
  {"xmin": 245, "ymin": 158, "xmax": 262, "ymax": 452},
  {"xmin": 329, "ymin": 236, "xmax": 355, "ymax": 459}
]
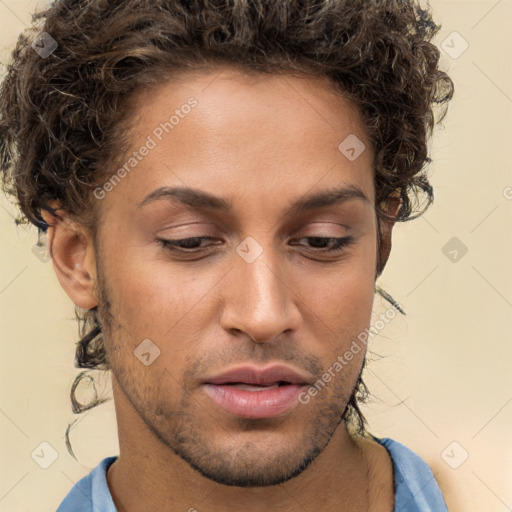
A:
[{"xmin": 137, "ymin": 184, "xmax": 369, "ymax": 214}]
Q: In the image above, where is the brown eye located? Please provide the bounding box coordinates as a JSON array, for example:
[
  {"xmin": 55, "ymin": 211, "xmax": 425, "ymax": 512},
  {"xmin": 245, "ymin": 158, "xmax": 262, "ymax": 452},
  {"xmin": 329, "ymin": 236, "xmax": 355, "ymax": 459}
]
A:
[
  {"xmin": 158, "ymin": 236, "xmax": 221, "ymax": 252},
  {"xmin": 289, "ymin": 236, "xmax": 354, "ymax": 252}
]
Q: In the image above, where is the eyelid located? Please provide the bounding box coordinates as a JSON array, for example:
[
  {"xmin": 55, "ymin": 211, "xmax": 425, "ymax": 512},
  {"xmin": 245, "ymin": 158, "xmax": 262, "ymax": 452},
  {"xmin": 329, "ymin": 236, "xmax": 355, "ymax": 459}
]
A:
[
  {"xmin": 157, "ymin": 235, "xmax": 355, "ymax": 257},
  {"xmin": 154, "ymin": 219, "xmax": 354, "ymax": 250},
  {"xmin": 289, "ymin": 235, "xmax": 354, "ymax": 251},
  {"xmin": 157, "ymin": 236, "xmax": 219, "ymax": 250}
]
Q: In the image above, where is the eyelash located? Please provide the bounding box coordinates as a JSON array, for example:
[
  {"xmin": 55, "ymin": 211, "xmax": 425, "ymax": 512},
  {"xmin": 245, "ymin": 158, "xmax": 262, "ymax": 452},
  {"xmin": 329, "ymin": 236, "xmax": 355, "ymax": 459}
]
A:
[{"xmin": 157, "ymin": 236, "xmax": 354, "ymax": 255}]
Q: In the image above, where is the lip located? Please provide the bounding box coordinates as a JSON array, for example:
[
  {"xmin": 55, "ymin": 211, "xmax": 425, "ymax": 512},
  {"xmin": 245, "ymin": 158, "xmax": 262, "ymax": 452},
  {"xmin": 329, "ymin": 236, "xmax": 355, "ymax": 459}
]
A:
[
  {"xmin": 202, "ymin": 364, "xmax": 311, "ymax": 419},
  {"xmin": 203, "ymin": 364, "xmax": 311, "ymax": 386}
]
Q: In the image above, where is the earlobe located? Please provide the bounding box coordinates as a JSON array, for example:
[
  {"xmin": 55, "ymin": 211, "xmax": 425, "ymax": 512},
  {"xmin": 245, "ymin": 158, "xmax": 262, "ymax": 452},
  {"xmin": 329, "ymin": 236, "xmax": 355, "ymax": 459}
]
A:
[{"xmin": 41, "ymin": 204, "xmax": 98, "ymax": 309}]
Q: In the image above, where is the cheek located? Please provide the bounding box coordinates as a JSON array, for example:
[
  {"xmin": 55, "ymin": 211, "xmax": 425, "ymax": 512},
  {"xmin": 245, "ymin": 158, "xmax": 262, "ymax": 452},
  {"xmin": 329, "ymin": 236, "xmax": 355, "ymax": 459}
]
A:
[
  {"xmin": 302, "ymin": 276, "xmax": 374, "ymax": 373},
  {"xmin": 101, "ymin": 244, "xmax": 189, "ymax": 324},
  {"xmin": 101, "ymin": 241, "xmax": 219, "ymax": 350},
  {"xmin": 299, "ymin": 239, "xmax": 377, "ymax": 332},
  {"xmin": 100, "ymin": 255, "xmax": 200, "ymax": 395}
]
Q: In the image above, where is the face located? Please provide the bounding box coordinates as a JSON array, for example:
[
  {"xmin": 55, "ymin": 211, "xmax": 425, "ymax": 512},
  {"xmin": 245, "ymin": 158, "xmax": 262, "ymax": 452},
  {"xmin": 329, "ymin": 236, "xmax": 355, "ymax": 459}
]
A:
[{"xmin": 91, "ymin": 67, "xmax": 380, "ymax": 487}]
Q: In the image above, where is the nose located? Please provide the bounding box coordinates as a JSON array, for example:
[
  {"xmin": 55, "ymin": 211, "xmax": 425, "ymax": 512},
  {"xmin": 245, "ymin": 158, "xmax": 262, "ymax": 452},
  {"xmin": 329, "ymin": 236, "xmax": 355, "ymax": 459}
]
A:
[{"xmin": 220, "ymin": 243, "xmax": 302, "ymax": 343}]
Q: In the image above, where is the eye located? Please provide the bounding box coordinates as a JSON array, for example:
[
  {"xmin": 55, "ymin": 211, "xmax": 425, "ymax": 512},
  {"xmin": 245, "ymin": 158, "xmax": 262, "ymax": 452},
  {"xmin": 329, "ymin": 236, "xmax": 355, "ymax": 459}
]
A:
[
  {"xmin": 157, "ymin": 236, "xmax": 220, "ymax": 252},
  {"xmin": 289, "ymin": 236, "xmax": 354, "ymax": 253},
  {"xmin": 156, "ymin": 235, "xmax": 355, "ymax": 258}
]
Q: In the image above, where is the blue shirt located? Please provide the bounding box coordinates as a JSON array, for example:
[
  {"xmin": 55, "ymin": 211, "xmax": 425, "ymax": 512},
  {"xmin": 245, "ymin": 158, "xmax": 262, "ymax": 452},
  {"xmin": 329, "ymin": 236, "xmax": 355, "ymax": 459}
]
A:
[{"xmin": 57, "ymin": 437, "xmax": 448, "ymax": 511}]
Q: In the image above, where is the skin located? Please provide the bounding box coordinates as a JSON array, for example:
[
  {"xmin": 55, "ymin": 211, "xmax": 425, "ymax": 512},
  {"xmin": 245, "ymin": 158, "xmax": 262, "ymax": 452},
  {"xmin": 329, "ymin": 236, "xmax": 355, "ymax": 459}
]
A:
[{"xmin": 43, "ymin": 67, "xmax": 399, "ymax": 511}]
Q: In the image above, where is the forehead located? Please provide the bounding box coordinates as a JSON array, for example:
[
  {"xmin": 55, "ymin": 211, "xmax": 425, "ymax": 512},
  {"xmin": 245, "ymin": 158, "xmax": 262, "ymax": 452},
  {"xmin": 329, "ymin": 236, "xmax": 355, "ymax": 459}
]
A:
[{"xmin": 101, "ymin": 66, "xmax": 375, "ymax": 217}]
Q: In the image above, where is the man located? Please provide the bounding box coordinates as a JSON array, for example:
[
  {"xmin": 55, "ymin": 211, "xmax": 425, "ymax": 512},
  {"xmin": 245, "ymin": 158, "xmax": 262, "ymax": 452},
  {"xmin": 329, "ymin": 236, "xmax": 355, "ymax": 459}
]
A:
[{"xmin": 0, "ymin": 0, "xmax": 453, "ymax": 510}]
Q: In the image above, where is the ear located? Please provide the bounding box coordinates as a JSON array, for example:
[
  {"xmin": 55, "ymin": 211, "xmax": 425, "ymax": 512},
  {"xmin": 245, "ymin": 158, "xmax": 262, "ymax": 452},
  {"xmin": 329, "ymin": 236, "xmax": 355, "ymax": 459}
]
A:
[
  {"xmin": 375, "ymin": 194, "xmax": 401, "ymax": 278},
  {"xmin": 40, "ymin": 202, "xmax": 98, "ymax": 309}
]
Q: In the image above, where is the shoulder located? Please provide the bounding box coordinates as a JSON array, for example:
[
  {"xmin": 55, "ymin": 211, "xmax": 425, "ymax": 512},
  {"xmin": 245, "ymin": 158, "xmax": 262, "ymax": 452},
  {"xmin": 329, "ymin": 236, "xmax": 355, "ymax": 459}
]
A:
[
  {"xmin": 57, "ymin": 456, "xmax": 118, "ymax": 512},
  {"xmin": 375, "ymin": 437, "xmax": 448, "ymax": 512}
]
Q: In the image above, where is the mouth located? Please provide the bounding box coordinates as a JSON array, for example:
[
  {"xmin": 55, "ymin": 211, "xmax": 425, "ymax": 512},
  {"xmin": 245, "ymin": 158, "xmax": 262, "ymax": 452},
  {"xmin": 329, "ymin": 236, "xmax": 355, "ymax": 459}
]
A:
[
  {"xmin": 203, "ymin": 364, "xmax": 310, "ymax": 386},
  {"xmin": 221, "ymin": 381, "xmax": 291, "ymax": 391},
  {"xmin": 202, "ymin": 364, "xmax": 311, "ymax": 419}
]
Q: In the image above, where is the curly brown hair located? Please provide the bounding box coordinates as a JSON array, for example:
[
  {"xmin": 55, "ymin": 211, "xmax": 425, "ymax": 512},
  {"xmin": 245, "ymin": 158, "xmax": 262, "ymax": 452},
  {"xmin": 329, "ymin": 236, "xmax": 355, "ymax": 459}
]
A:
[{"xmin": 0, "ymin": 0, "xmax": 453, "ymax": 437}]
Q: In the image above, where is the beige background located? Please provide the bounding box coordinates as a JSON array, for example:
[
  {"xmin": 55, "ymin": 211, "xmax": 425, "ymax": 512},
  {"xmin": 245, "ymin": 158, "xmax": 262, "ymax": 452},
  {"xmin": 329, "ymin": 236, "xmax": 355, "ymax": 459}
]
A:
[{"xmin": 1, "ymin": 1, "xmax": 511, "ymax": 510}]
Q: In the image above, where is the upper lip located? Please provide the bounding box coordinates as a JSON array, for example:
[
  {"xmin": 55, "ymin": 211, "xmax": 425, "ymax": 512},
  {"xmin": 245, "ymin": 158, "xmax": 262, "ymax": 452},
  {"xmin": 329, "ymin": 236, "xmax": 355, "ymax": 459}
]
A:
[{"xmin": 203, "ymin": 364, "xmax": 311, "ymax": 386}]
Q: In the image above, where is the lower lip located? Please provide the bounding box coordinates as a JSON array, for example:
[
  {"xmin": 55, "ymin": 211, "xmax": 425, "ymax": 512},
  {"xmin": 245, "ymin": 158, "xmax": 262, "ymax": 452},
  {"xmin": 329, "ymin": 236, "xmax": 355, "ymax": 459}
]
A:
[{"xmin": 203, "ymin": 384, "xmax": 305, "ymax": 419}]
